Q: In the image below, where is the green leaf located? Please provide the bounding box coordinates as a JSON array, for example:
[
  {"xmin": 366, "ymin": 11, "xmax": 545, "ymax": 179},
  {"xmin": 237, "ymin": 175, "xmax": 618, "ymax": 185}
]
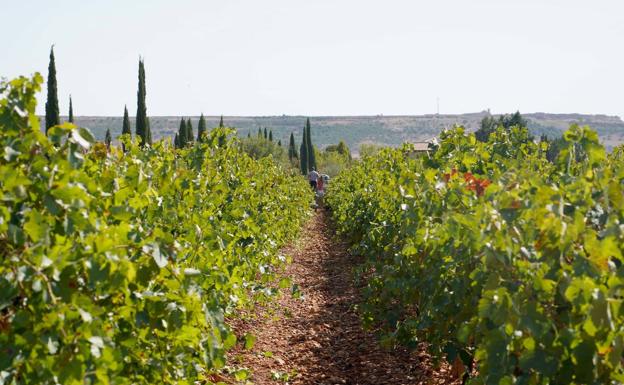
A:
[{"xmin": 244, "ymin": 333, "xmax": 256, "ymax": 350}]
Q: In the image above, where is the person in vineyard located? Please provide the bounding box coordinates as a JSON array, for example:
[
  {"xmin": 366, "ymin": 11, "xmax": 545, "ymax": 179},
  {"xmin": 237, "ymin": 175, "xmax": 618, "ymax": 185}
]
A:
[
  {"xmin": 316, "ymin": 172, "xmax": 324, "ymax": 194},
  {"xmin": 308, "ymin": 168, "xmax": 320, "ymax": 190}
]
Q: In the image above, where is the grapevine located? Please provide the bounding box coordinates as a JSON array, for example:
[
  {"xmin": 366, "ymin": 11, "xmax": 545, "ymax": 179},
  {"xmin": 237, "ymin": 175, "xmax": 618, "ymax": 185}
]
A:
[
  {"xmin": 328, "ymin": 124, "xmax": 624, "ymax": 384},
  {"xmin": 0, "ymin": 75, "xmax": 312, "ymax": 384}
]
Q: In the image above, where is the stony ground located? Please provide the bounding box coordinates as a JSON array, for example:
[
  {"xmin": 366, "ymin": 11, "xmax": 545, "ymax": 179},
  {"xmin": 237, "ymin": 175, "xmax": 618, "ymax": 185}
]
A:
[{"xmin": 226, "ymin": 210, "xmax": 461, "ymax": 385}]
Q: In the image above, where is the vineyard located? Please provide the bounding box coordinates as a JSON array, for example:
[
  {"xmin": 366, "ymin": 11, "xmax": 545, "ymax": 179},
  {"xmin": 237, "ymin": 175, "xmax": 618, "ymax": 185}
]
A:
[
  {"xmin": 327, "ymin": 124, "xmax": 624, "ymax": 384},
  {"xmin": 2, "ymin": 74, "xmax": 624, "ymax": 385},
  {"xmin": 0, "ymin": 75, "xmax": 311, "ymax": 384}
]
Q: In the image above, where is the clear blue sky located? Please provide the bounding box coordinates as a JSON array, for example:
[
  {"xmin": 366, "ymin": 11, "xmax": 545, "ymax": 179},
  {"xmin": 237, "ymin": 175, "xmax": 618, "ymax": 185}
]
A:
[{"xmin": 1, "ymin": 0, "xmax": 623, "ymax": 117}]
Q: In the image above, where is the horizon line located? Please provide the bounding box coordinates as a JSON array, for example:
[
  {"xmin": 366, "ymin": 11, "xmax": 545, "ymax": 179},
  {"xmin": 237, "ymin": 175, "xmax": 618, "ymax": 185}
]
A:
[{"xmin": 41, "ymin": 111, "xmax": 624, "ymax": 119}]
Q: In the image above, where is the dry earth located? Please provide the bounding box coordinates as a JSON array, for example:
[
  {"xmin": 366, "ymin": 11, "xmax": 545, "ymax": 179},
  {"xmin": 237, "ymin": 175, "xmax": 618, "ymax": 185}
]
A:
[{"xmin": 226, "ymin": 210, "xmax": 461, "ymax": 385}]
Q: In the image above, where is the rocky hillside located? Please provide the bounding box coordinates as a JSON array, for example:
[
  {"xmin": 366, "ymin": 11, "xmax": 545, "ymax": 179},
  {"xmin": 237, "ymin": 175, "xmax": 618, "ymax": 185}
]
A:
[{"xmin": 56, "ymin": 112, "xmax": 624, "ymax": 153}]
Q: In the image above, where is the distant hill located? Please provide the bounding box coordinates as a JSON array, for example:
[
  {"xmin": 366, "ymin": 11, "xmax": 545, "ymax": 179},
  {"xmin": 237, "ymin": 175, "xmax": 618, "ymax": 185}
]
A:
[{"xmin": 56, "ymin": 112, "xmax": 624, "ymax": 154}]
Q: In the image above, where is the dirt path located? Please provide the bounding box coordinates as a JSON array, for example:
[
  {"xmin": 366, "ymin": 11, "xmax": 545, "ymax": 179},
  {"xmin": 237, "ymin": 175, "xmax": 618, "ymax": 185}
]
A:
[{"xmin": 228, "ymin": 210, "xmax": 458, "ymax": 385}]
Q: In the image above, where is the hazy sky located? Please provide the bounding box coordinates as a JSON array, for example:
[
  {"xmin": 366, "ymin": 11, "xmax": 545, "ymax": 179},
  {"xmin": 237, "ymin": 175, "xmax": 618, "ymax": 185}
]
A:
[{"xmin": 1, "ymin": 0, "xmax": 623, "ymax": 117}]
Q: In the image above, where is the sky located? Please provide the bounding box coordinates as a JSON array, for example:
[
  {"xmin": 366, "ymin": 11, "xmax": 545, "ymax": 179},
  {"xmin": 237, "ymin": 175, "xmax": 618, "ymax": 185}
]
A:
[{"xmin": 1, "ymin": 0, "xmax": 623, "ymax": 118}]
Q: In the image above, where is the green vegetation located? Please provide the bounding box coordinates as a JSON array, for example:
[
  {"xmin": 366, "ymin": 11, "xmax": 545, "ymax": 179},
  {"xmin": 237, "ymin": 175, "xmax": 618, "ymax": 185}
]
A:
[
  {"xmin": 45, "ymin": 47, "xmax": 60, "ymax": 133},
  {"xmin": 305, "ymin": 118, "xmax": 316, "ymax": 172},
  {"xmin": 305, "ymin": 140, "xmax": 353, "ymax": 177},
  {"xmin": 240, "ymin": 131, "xmax": 288, "ymax": 166},
  {"xmin": 328, "ymin": 124, "xmax": 624, "ymax": 384},
  {"xmin": 298, "ymin": 118, "xmax": 318, "ymax": 175},
  {"xmin": 135, "ymin": 58, "xmax": 151, "ymax": 146},
  {"xmin": 176, "ymin": 118, "xmax": 187, "ymax": 148},
  {"xmin": 68, "ymin": 95, "xmax": 74, "ymax": 124},
  {"xmin": 299, "ymin": 127, "xmax": 308, "ymax": 174},
  {"xmin": 105, "ymin": 128, "xmax": 111, "ymax": 148},
  {"xmin": 358, "ymin": 143, "xmax": 384, "ymax": 158},
  {"xmin": 0, "ymin": 74, "xmax": 311, "ymax": 384},
  {"xmin": 121, "ymin": 105, "xmax": 131, "ymax": 152},
  {"xmin": 288, "ymin": 132, "xmax": 298, "ymax": 162},
  {"xmin": 476, "ymin": 111, "xmax": 528, "ymax": 142},
  {"xmin": 186, "ymin": 118, "xmax": 193, "ymax": 144},
  {"xmin": 197, "ymin": 113, "xmax": 206, "ymax": 141}
]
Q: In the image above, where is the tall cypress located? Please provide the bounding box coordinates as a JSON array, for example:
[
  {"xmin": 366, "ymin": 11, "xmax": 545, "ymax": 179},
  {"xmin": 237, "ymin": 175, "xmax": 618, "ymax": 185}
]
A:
[
  {"xmin": 146, "ymin": 117, "xmax": 152, "ymax": 145},
  {"xmin": 68, "ymin": 95, "xmax": 74, "ymax": 123},
  {"xmin": 300, "ymin": 125, "xmax": 308, "ymax": 174},
  {"xmin": 121, "ymin": 105, "xmax": 131, "ymax": 152},
  {"xmin": 257, "ymin": 128, "xmax": 262, "ymax": 138},
  {"xmin": 174, "ymin": 133, "xmax": 179, "ymax": 149},
  {"xmin": 197, "ymin": 114, "xmax": 206, "ymax": 141},
  {"xmin": 186, "ymin": 119, "xmax": 194, "ymax": 143},
  {"xmin": 306, "ymin": 118, "xmax": 316, "ymax": 170},
  {"xmin": 263, "ymin": 127, "xmax": 268, "ymax": 139},
  {"xmin": 278, "ymin": 140, "xmax": 281, "ymax": 146},
  {"xmin": 288, "ymin": 132, "xmax": 297, "ymax": 160},
  {"xmin": 178, "ymin": 118, "xmax": 187, "ymax": 146},
  {"xmin": 219, "ymin": 115, "xmax": 224, "ymax": 128},
  {"xmin": 105, "ymin": 128, "xmax": 112, "ymax": 149},
  {"xmin": 45, "ymin": 46, "xmax": 60, "ymax": 133},
  {"xmin": 136, "ymin": 58, "xmax": 148, "ymax": 146},
  {"xmin": 269, "ymin": 130, "xmax": 273, "ymax": 142}
]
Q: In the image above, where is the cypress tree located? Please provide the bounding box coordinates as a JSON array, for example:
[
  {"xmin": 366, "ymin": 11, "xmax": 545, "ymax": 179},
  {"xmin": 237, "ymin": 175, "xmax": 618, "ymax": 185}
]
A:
[
  {"xmin": 178, "ymin": 118, "xmax": 187, "ymax": 146},
  {"xmin": 263, "ymin": 127, "xmax": 268, "ymax": 139},
  {"xmin": 174, "ymin": 133, "xmax": 179, "ymax": 149},
  {"xmin": 45, "ymin": 46, "xmax": 60, "ymax": 134},
  {"xmin": 186, "ymin": 119, "xmax": 194, "ymax": 143},
  {"xmin": 269, "ymin": 130, "xmax": 273, "ymax": 142},
  {"xmin": 197, "ymin": 114, "xmax": 207, "ymax": 141},
  {"xmin": 278, "ymin": 140, "xmax": 281, "ymax": 146},
  {"xmin": 300, "ymin": 139, "xmax": 307, "ymax": 175},
  {"xmin": 306, "ymin": 118, "xmax": 316, "ymax": 170},
  {"xmin": 257, "ymin": 128, "xmax": 262, "ymax": 138},
  {"xmin": 146, "ymin": 117, "xmax": 152, "ymax": 145},
  {"xmin": 288, "ymin": 132, "xmax": 297, "ymax": 160},
  {"xmin": 105, "ymin": 128, "xmax": 112, "ymax": 149},
  {"xmin": 136, "ymin": 58, "xmax": 148, "ymax": 146},
  {"xmin": 219, "ymin": 115, "xmax": 224, "ymax": 128},
  {"xmin": 68, "ymin": 95, "xmax": 74, "ymax": 123},
  {"xmin": 121, "ymin": 105, "xmax": 131, "ymax": 152},
  {"xmin": 300, "ymin": 125, "xmax": 308, "ymax": 174},
  {"xmin": 247, "ymin": 132, "xmax": 251, "ymax": 138}
]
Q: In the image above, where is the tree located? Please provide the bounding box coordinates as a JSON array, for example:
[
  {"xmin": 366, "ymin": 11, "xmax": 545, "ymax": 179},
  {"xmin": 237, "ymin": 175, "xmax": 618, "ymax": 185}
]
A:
[
  {"xmin": 269, "ymin": 130, "xmax": 273, "ymax": 142},
  {"xmin": 300, "ymin": 125, "xmax": 308, "ymax": 175},
  {"xmin": 326, "ymin": 140, "xmax": 352, "ymax": 160},
  {"xmin": 68, "ymin": 95, "xmax": 74, "ymax": 123},
  {"xmin": 45, "ymin": 46, "xmax": 60, "ymax": 134},
  {"xmin": 264, "ymin": 127, "xmax": 268, "ymax": 139},
  {"xmin": 305, "ymin": 118, "xmax": 316, "ymax": 171},
  {"xmin": 476, "ymin": 111, "xmax": 528, "ymax": 142},
  {"xmin": 178, "ymin": 118, "xmax": 187, "ymax": 147},
  {"xmin": 136, "ymin": 58, "xmax": 150, "ymax": 146},
  {"xmin": 258, "ymin": 128, "xmax": 262, "ymax": 138},
  {"xmin": 186, "ymin": 118, "xmax": 194, "ymax": 144},
  {"xmin": 247, "ymin": 131, "xmax": 251, "ymax": 138},
  {"xmin": 105, "ymin": 128, "xmax": 112, "ymax": 149},
  {"xmin": 146, "ymin": 117, "xmax": 152, "ymax": 145},
  {"xmin": 277, "ymin": 140, "xmax": 281, "ymax": 146},
  {"xmin": 288, "ymin": 132, "xmax": 298, "ymax": 160},
  {"xmin": 121, "ymin": 105, "xmax": 131, "ymax": 152},
  {"xmin": 174, "ymin": 133, "xmax": 180, "ymax": 149},
  {"xmin": 219, "ymin": 115, "xmax": 224, "ymax": 128},
  {"xmin": 197, "ymin": 114, "xmax": 207, "ymax": 141},
  {"xmin": 475, "ymin": 115, "xmax": 497, "ymax": 142}
]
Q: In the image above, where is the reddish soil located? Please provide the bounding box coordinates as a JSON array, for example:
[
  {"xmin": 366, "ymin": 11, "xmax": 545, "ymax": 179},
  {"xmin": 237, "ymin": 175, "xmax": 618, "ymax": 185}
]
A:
[{"xmin": 227, "ymin": 210, "xmax": 460, "ymax": 385}]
